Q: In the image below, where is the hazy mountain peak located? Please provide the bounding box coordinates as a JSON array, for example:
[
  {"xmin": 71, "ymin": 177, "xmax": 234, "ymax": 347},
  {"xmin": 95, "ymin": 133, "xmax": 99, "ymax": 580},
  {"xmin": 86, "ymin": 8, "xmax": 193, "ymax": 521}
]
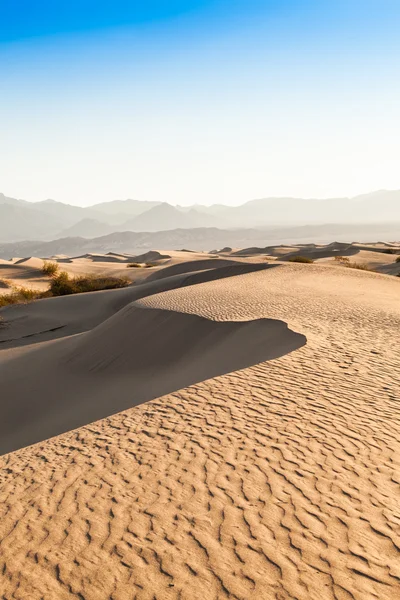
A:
[{"xmin": 1, "ymin": 190, "xmax": 400, "ymax": 243}]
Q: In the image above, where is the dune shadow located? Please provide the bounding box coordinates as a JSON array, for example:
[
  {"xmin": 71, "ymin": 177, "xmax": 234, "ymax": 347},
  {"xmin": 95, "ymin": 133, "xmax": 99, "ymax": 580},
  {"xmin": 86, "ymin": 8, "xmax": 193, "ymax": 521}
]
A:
[
  {"xmin": 0, "ymin": 262, "xmax": 276, "ymax": 349},
  {"xmin": 0, "ymin": 304, "xmax": 306, "ymax": 455}
]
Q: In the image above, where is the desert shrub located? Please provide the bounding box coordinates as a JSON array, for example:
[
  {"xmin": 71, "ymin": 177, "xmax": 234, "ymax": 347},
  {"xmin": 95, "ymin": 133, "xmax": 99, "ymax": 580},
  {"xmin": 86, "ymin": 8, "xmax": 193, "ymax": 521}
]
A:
[
  {"xmin": 0, "ymin": 273, "xmax": 130, "ymax": 312},
  {"xmin": 334, "ymin": 255, "xmax": 350, "ymax": 264},
  {"xmin": 334, "ymin": 256, "xmax": 375, "ymax": 271},
  {"xmin": 71, "ymin": 275, "xmax": 130, "ymax": 293},
  {"xmin": 49, "ymin": 271, "xmax": 74, "ymax": 295},
  {"xmin": 0, "ymin": 286, "xmax": 44, "ymax": 307},
  {"xmin": 128, "ymin": 262, "xmax": 158, "ymax": 268},
  {"xmin": 345, "ymin": 262, "xmax": 375, "ymax": 272},
  {"xmin": 288, "ymin": 256, "xmax": 314, "ymax": 264},
  {"xmin": 0, "ymin": 278, "xmax": 12, "ymax": 289},
  {"xmin": 50, "ymin": 272, "xmax": 130, "ymax": 296},
  {"xmin": 396, "ymin": 256, "xmax": 400, "ymax": 263},
  {"xmin": 42, "ymin": 261, "xmax": 59, "ymax": 276}
]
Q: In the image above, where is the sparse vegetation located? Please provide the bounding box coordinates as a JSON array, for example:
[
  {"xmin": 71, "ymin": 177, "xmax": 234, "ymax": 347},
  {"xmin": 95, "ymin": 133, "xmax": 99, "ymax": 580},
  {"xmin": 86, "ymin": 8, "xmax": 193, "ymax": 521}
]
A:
[
  {"xmin": 42, "ymin": 261, "xmax": 59, "ymax": 276},
  {"xmin": 334, "ymin": 255, "xmax": 350, "ymax": 264},
  {"xmin": 288, "ymin": 256, "xmax": 314, "ymax": 264},
  {"xmin": 0, "ymin": 272, "xmax": 130, "ymax": 311},
  {"xmin": 334, "ymin": 255, "xmax": 375, "ymax": 271},
  {"xmin": 0, "ymin": 286, "xmax": 44, "ymax": 308},
  {"xmin": 0, "ymin": 278, "xmax": 12, "ymax": 289},
  {"xmin": 127, "ymin": 262, "xmax": 156, "ymax": 268},
  {"xmin": 396, "ymin": 256, "xmax": 400, "ymax": 263},
  {"xmin": 345, "ymin": 262, "xmax": 375, "ymax": 272},
  {"xmin": 50, "ymin": 272, "xmax": 130, "ymax": 296}
]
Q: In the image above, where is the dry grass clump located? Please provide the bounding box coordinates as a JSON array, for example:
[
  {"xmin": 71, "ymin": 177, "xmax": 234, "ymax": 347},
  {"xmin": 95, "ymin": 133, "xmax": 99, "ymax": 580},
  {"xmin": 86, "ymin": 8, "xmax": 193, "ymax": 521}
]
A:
[
  {"xmin": 288, "ymin": 256, "xmax": 314, "ymax": 264},
  {"xmin": 0, "ymin": 273, "xmax": 130, "ymax": 312},
  {"xmin": 396, "ymin": 256, "xmax": 400, "ymax": 263},
  {"xmin": 49, "ymin": 272, "xmax": 130, "ymax": 296},
  {"xmin": 0, "ymin": 287, "xmax": 44, "ymax": 308},
  {"xmin": 346, "ymin": 262, "xmax": 375, "ymax": 272},
  {"xmin": 334, "ymin": 255, "xmax": 350, "ymax": 264},
  {"xmin": 0, "ymin": 278, "xmax": 12, "ymax": 289},
  {"xmin": 42, "ymin": 261, "xmax": 59, "ymax": 276},
  {"xmin": 334, "ymin": 256, "xmax": 375, "ymax": 272},
  {"xmin": 128, "ymin": 262, "xmax": 156, "ymax": 269}
]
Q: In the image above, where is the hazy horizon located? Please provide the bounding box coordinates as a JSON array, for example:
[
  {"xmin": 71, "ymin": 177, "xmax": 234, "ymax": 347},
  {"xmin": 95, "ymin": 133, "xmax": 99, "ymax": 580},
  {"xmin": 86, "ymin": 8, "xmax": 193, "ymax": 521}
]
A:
[
  {"xmin": 1, "ymin": 188, "xmax": 398, "ymax": 209},
  {"xmin": 2, "ymin": 1, "xmax": 400, "ymax": 207}
]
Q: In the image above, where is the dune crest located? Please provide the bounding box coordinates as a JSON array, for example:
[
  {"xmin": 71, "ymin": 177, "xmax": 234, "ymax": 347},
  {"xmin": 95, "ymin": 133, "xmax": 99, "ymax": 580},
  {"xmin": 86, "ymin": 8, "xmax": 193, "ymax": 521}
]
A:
[{"xmin": 0, "ymin": 297, "xmax": 305, "ymax": 455}]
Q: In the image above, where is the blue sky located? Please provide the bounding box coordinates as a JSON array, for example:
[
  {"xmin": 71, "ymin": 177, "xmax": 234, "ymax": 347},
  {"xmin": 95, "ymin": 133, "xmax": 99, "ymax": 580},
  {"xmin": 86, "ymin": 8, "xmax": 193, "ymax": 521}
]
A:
[{"xmin": 1, "ymin": 1, "xmax": 400, "ymax": 206}]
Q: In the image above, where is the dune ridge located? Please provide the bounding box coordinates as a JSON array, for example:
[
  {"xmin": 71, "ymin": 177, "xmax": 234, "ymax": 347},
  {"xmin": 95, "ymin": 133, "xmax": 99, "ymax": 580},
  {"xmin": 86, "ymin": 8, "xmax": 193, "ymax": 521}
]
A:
[
  {"xmin": 0, "ymin": 267, "xmax": 305, "ymax": 455},
  {"xmin": 0, "ymin": 262, "xmax": 272, "ymax": 347}
]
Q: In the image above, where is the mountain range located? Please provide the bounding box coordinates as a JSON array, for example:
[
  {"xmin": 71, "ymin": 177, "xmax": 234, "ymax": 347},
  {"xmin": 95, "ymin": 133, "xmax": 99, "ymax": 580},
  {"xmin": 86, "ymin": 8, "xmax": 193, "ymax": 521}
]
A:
[
  {"xmin": 1, "ymin": 222, "xmax": 399, "ymax": 260},
  {"xmin": 1, "ymin": 190, "xmax": 400, "ymax": 243}
]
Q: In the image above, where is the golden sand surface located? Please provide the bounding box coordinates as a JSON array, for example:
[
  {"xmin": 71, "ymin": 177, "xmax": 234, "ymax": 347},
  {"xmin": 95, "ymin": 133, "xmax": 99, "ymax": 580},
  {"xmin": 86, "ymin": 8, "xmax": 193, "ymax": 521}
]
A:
[{"xmin": 0, "ymin": 254, "xmax": 399, "ymax": 600}]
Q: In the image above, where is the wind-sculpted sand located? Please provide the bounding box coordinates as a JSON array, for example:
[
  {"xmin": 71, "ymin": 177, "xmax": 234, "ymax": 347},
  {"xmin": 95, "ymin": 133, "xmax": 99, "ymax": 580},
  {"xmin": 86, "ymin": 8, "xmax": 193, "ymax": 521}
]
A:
[
  {"xmin": 0, "ymin": 257, "xmax": 399, "ymax": 600},
  {"xmin": 0, "ymin": 304, "xmax": 304, "ymax": 455}
]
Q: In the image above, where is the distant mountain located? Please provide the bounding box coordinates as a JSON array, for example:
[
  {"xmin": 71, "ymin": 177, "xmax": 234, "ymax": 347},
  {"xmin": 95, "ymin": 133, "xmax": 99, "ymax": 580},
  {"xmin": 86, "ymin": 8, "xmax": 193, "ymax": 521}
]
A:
[
  {"xmin": 28, "ymin": 199, "xmax": 101, "ymax": 226},
  {"xmin": 1, "ymin": 190, "xmax": 400, "ymax": 243},
  {"xmin": 351, "ymin": 190, "xmax": 400, "ymax": 220},
  {"xmin": 0, "ymin": 202, "xmax": 61, "ymax": 242},
  {"xmin": 223, "ymin": 191, "xmax": 400, "ymax": 226},
  {"xmin": 0, "ymin": 194, "xmax": 101, "ymax": 240},
  {"xmin": 92, "ymin": 199, "xmax": 161, "ymax": 218},
  {"xmin": 0, "ymin": 193, "xmax": 27, "ymax": 207},
  {"xmin": 0, "ymin": 222, "xmax": 399, "ymax": 259},
  {"xmin": 123, "ymin": 203, "xmax": 221, "ymax": 232},
  {"xmin": 57, "ymin": 218, "xmax": 114, "ymax": 238},
  {"xmin": 177, "ymin": 203, "xmax": 229, "ymax": 216},
  {"xmin": 222, "ymin": 197, "xmax": 344, "ymax": 226}
]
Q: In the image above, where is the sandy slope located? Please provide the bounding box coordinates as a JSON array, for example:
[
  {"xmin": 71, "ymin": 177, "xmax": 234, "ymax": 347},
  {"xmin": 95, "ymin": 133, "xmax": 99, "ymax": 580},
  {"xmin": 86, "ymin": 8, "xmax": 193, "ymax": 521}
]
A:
[
  {"xmin": 0, "ymin": 262, "xmax": 271, "ymax": 347},
  {"xmin": 0, "ymin": 254, "xmax": 152, "ymax": 294},
  {"xmin": 0, "ymin": 282, "xmax": 302, "ymax": 454},
  {"xmin": 0, "ymin": 257, "xmax": 50, "ymax": 293},
  {"xmin": 316, "ymin": 250, "xmax": 400, "ymax": 275},
  {"xmin": 1, "ymin": 242, "xmax": 399, "ymax": 297},
  {"xmin": 0, "ymin": 250, "xmax": 257, "ymax": 296},
  {"xmin": 0, "ymin": 260, "xmax": 400, "ymax": 599}
]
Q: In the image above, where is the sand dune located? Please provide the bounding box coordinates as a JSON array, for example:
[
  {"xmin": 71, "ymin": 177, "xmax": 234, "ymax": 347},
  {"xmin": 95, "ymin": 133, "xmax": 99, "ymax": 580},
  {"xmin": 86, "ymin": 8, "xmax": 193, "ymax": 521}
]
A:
[
  {"xmin": 13, "ymin": 256, "xmax": 45, "ymax": 268},
  {"xmin": 129, "ymin": 250, "xmax": 171, "ymax": 263},
  {"xmin": 0, "ymin": 262, "xmax": 271, "ymax": 347},
  {"xmin": 0, "ymin": 254, "xmax": 140, "ymax": 292},
  {"xmin": 145, "ymin": 258, "xmax": 253, "ymax": 282},
  {"xmin": 0, "ymin": 257, "xmax": 49, "ymax": 293},
  {"xmin": 0, "ymin": 285, "xmax": 304, "ymax": 455},
  {"xmin": 1, "ymin": 241, "xmax": 398, "ymax": 298},
  {"xmin": 281, "ymin": 246, "xmax": 361, "ymax": 260},
  {"xmin": 316, "ymin": 249, "xmax": 400, "ymax": 275},
  {"xmin": 0, "ymin": 250, "xmax": 400, "ymax": 599}
]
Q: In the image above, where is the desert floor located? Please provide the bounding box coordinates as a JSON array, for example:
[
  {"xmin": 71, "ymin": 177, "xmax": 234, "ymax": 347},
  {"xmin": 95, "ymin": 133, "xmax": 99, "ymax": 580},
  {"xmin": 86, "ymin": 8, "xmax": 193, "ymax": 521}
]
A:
[{"xmin": 0, "ymin": 243, "xmax": 399, "ymax": 599}]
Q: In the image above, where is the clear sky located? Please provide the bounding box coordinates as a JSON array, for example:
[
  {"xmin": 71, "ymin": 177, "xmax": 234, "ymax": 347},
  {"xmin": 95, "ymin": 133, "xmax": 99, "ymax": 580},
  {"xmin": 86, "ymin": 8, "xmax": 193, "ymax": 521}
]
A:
[{"xmin": 1, "ymin": 0, "xmax": 400, "ymax": 206}]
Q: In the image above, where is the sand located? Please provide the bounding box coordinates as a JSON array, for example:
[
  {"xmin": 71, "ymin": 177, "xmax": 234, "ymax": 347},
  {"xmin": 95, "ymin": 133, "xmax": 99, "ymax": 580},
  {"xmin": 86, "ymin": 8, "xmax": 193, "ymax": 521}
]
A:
[
  {"xmin": 0, "ymin": 257, "xmax": 50, "ymax": 293},
  {"xmin": 1, "ymin": 242, "xmax": 398, "ymax": 297},
  {"xmin": 0, "ymin": 248, "xmax": 400, "ymax": 599},
  {"xmin": 0, "ymin": 254, "xmax": 150, "ymax": 295}
]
